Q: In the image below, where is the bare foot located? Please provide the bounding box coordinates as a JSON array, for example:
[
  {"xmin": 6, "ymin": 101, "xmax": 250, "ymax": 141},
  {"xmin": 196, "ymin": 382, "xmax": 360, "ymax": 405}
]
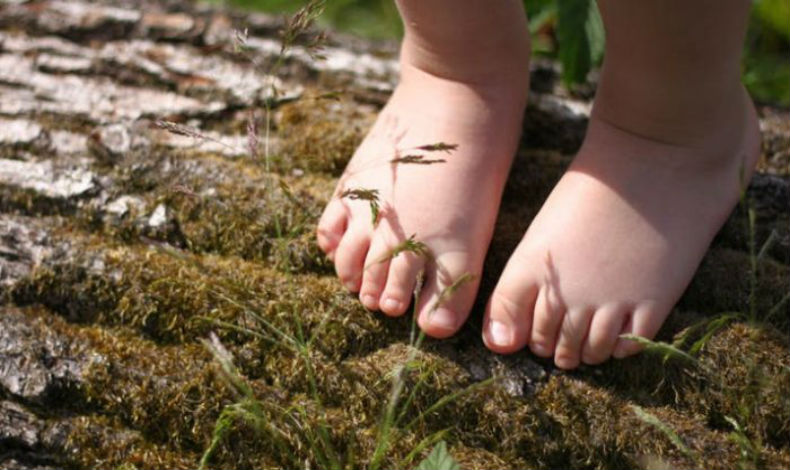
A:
[
  {"xmin": 483, "ymin": 88, "xmax": 761, "ymax": 368},
  {"xmin": 316, "ymin": 26, "xmax": 530, "ymax": 336}
]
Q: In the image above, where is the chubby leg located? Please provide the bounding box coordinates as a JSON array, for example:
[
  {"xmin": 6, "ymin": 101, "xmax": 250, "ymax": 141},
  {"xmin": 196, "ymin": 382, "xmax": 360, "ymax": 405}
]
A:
[
  {"xmin": 484, "ymin": 0, "xmax": 760, "ymax": 368},
  {"xmin": 317, "ymin": 0, "xmax": 531, "ymax": 336}
]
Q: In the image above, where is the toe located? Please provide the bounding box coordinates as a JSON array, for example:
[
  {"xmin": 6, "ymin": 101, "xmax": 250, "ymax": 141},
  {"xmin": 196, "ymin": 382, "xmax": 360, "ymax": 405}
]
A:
[
  {"xmin": 317, "ymin": 198, "xmax": 348, "ymax": 258},
  {"xmin": 529, "ymin": 285, "xmax": 566, "ymax": 358},
  {"xmin": 483, "ymin": 266, "xmax": 538, "ymax": 354},
  {"xmin": 416, "ymin": 254, "xmax": 480, "ymax": 339},
  {"xmin": 581, "ymin": 304, "xmax": 629, "ymax": 365},
  {"xmin": 379, "ymin": 252, "xmax": 425, "ymax": 317},
  {"xmin": 553, "ymin": 306, "xmax": 595, "ymax": 369},
  {"xmin": 359, "ymin": 235, "xmax": 393, "ymax": 311},
  {"xmin": 613, "ymin": 302, "xmax": 668, "ymax": 359},
  {"xmin": 333, "ymin": 224, "xmax": 371, "ymax": 293}
]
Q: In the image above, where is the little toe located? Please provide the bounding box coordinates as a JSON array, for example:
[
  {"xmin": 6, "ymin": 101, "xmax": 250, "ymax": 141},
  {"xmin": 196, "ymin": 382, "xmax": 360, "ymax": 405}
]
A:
[
  {"xmin": 483, "ymin": 268, "xmax": 538, "ymax": 354},
  {"xmin": 553, "ymin": 307, "xmax": 595, "ymax": 369},
  {"xmin": 581, "ymin": 304, "xmax": 629, "ymax": 365},
  {"xmin": 613, "ymin": 302, "xmax": 668, "ymax": 359},
  {"xmin": 333, "ymin": 224, "xmax": 371, "ymax": 293},
  {"xmin": 359, "ymin": 237, "xmax": 393, "ymax": 310},
  {"xmin": 379, "ymin": 253, "xmax": 425, "ymax": 317},
  {"xmin": 317, "ymin": 198, "xmax": 348, "ymax": 258},
  {"xmin": 416, "ymin": 255, "xmax": 480, "ymax": 339},
  {"xmin": 529, "ymin": 285, "xmax": 566, "ymax": 358}
]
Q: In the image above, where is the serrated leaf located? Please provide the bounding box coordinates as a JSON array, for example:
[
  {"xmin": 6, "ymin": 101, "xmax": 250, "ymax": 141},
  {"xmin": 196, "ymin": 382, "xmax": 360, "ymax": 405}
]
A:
[
  {"xmin": 556, "ymin": 0, "xmax": 605, "ymax": 85},
  {"xmin": 414, "ymin": 441, "xmax": 460, "ymax": 470}
]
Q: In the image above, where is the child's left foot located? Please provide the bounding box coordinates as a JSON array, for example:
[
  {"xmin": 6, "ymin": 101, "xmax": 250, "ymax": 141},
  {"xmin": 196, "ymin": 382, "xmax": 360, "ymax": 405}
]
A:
[{"xmin": 483, "ymin": 87, "xmax": 760, "ymax": 368}]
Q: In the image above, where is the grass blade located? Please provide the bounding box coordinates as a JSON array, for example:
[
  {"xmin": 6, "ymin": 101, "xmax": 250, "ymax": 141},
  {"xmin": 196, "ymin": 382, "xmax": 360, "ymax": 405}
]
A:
[
  {"xmin": 631, "ymin": 405, "xmax": 698, "ymax": 462},
  {"xmin": 619, "ymin": 334, "xmax": 699, "ymax": 366}
]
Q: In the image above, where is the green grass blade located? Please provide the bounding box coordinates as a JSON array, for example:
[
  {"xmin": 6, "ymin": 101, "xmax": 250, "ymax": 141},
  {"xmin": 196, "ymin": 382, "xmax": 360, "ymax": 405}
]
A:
[
  {"xmin": 619, "ymin": 334, "xmax": 699, "ymax": 366},
  {"xmin": 405, "ymin": 377, "xmax": 496, "ymax": 432},
  {"xmin": 631, "ymin": 405, "xmax": 698, "ymax": 462}
]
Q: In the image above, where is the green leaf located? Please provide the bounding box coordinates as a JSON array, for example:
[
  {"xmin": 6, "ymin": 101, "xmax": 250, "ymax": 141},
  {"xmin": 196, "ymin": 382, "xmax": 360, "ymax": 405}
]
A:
[
  {"xmin": 556, "ymin": 0, "xmax": 605, "ymax": 85},
  {"xmin": 414, "ymin": 441, "xmax": 460, "ymax": 470}
]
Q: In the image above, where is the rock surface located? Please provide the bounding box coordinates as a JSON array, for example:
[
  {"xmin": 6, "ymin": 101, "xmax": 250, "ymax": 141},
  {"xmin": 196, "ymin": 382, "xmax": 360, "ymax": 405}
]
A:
[{"xmin": 0, "ymin": 1, "xmax": 788, "ymax": 469}]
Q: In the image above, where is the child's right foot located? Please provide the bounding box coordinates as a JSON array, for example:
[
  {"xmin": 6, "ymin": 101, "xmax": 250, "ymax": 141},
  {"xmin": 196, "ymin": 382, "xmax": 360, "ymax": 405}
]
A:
[{"xmin": 316, "ymin": 2, "xmax": 530, "ymax": 336}]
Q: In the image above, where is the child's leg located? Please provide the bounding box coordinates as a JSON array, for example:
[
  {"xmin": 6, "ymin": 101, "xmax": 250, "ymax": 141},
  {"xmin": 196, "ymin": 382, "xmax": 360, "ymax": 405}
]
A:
[
  {"xmin": 317, "ymin": 1, "xmax": 530, "ymax": 336},
  {"xmin": 484, "ymin": 0, "xmax": 760, "ymax": 368}
]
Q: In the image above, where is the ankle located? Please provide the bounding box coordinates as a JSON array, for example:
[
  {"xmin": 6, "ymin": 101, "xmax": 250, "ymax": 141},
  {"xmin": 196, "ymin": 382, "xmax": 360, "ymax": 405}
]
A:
[
  {"xmin": 400, "ymin": 36, "xmax": 530, "ymax": 88},
  {"xmin": 395, "ymin": 0, "xmax": 530, "ymax": 89},
  {"xmin": 593, "ymin": 83, "xmax": 758, "ymax": 152}
]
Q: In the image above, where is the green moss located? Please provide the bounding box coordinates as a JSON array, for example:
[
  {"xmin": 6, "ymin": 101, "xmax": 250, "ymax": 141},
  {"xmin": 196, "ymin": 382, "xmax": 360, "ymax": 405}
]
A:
[
  {"xmin": 60, "ymin": 415, "xmax": 197, "ymax": 469},
  {"xmin": 680, "ymin": 247, "xmax": 789, "ymax": 328},
  {"xmin": 12, "ymin": 241, "xmax": 389, "ymax": 362},
  {"xmin": 0, "ymin": 184, "xmax": 78, "ymax": 216},
  {"xmin": 276, "ymin": 96, "xmax": 373, "ymax": 175},
  {"xmin": 687, "ymin": 323, "xmax": 790, "ymax": 450}
]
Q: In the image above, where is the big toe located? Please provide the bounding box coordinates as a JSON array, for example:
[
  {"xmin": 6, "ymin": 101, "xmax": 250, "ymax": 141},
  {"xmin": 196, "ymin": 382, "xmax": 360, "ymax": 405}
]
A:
[
  {"xmin": 483, "ymin": 263, "xmax": 538, "ymax": 354},
  {"xmin": 333, "ymin": 222, "xmax": 371, "ymax": 292}
]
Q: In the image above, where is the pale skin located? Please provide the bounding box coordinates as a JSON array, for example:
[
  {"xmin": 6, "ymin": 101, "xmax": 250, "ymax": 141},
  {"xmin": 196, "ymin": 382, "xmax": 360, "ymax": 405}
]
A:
[{"xmin": 316, "ymin": 0, "xmax": 760, "ymax": 369}]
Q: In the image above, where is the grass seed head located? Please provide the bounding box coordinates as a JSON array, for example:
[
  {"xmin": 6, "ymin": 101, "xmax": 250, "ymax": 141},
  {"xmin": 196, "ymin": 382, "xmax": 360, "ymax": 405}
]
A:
[
  {"xmin": 280, "ymin": 0, "xmax": 327, "ymax": 57},
  {"xmin": 390, "ymin": 155, "xmax": 447, "ymax": 165},
  {"xmin": 409, "ymin": 142, "xmax": 458, "ymax": 154},
  {"xmin": 430, "ymin": 272, "xmax": 476, "ymax": 313},
  {"xmin": 340, "ymin": 188, "xmax": 380, "ymax": 225},
  {"xmin": 388, "ymin": 234, "xmax": 430, "ymax": 260}
]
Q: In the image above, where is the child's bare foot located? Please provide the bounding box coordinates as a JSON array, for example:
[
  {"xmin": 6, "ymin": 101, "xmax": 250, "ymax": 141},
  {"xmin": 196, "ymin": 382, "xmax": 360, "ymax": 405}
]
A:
[
  {"xmin": 484, "ymin": 91, "xmax": 759, "ymax": 368},
  {"xmin": 483, "ymin": 0, "xmax": 759, "ymax": 368},
  {"xmin": 317, "ymin": 0, "xmax": 530, "ymax": 337}
]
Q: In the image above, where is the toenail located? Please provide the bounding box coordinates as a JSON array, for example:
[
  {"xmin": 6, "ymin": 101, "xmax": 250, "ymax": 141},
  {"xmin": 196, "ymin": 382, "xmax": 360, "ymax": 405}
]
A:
[
  {"xmin": 489, "ymin": 320, "xmax": 514, "ymax": 346},
  {"xmin": 345, "ymin": 281, "xmax": 358, "ymax": 291},
  {"xmin": 555, "ymin": 354, "xmax": 577, "ymax": 369},
  {"xmin": 362, "ymin": 294, "xmax": 377, "ymax": 308},
  {"xmin": 429, "ymin": 308, "xmax": 457, "ymax": 331},
  {"xmin": 382, "ymin": 298, "xmax": 401, "ymax": 312},
  {"xmin": 531, "ymin": 342, "xmax": 550, "ymax": 357}
]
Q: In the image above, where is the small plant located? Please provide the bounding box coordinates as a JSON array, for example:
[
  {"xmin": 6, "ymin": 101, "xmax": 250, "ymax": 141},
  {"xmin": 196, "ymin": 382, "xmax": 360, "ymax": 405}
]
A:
[
  {"xmin": 155, "ymin": 120, "xmax": 242, "ymax": 154},
  {"xmin": 725, "ymin": 416, "xmax": 761, "ymax": 470},
  {"xmin": 414, "ymin": 440, "xmax": 460, "ymax": 470},
  {"xmin": 232, "ymin": 0, "xmax": 327, "ymax": 167}
]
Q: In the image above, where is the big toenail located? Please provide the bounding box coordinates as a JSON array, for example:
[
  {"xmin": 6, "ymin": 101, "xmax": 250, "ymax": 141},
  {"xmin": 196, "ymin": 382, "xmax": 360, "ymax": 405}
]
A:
[
  {"xmin": 429, "ymin": 308, "xmax": 457, "ymax": 331},
  {"xmin": 489, "ymin": 320, "xmax": 514, "ymax": 346},
  {"xmin": 383, "ymin": 298, "xmax": 401, "ymax": 311}
]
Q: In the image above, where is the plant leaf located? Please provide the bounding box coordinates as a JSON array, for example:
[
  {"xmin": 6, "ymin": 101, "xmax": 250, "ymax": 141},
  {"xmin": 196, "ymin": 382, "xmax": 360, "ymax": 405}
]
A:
[
  {"xmin": 619, "ymin": 333, "xmax": 698, "ymax": 366},
  {"xmin": 631, "ymin": 405, "xmax": 699, "ymax": 462},
  {"xmin": 414, "ymin": 441, "xmax": 460, "ymax": 470},
  {"xmin": 556, "ymin": 0, "xmax": 605, "ymax": 85}
]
